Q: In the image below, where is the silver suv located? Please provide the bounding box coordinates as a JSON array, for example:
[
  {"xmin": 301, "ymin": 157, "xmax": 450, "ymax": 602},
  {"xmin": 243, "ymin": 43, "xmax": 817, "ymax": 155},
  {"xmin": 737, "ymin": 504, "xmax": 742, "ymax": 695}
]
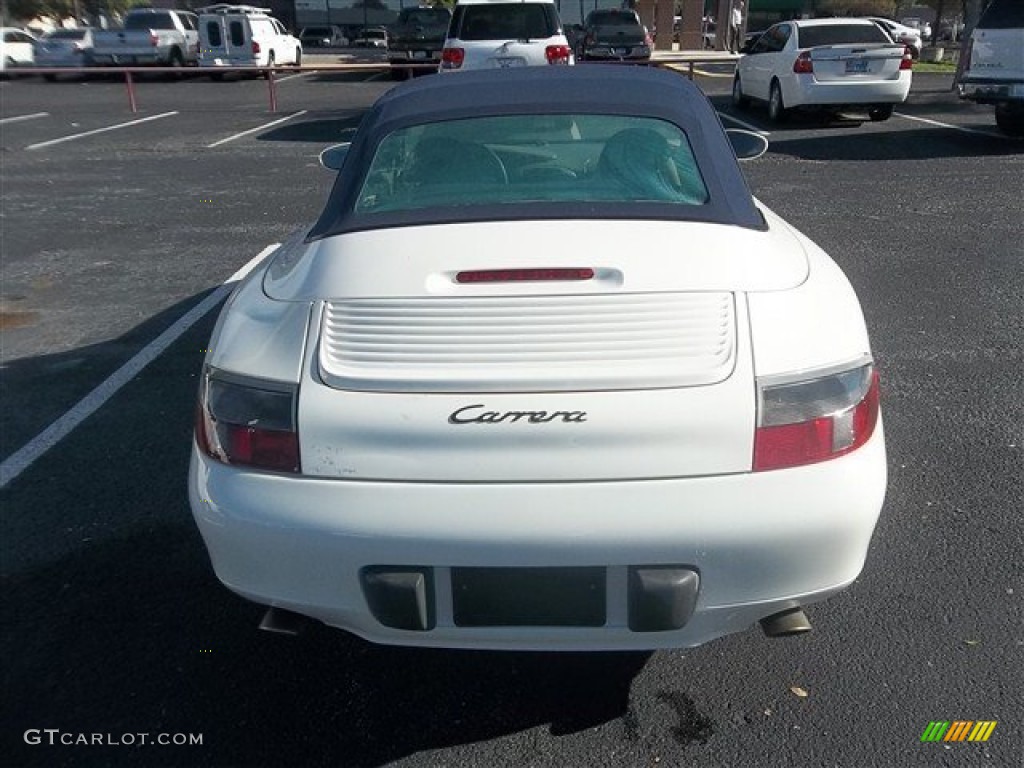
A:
[{"xmin": 957, "ymin": 0, "xmax": 1024, "ymax": 136}]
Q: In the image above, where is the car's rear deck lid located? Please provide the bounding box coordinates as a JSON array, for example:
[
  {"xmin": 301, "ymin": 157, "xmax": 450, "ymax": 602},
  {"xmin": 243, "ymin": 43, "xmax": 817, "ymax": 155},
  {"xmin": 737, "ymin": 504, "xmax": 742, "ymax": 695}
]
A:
[{"xmin": 319, "ymin": 292, "xmax": 736, "ymax": 393}]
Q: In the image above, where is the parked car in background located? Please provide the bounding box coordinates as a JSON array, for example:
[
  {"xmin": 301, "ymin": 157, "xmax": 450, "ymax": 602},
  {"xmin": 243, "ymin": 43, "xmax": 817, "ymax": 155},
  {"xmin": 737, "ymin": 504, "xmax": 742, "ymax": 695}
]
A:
[
  {"xmin": 198, "ymin": 4, "xmax": 301, "ymax": 78},
  {"xmin": 34, "ymin": 27, "xmax": 95, "ymax": 79},
  {"xmin": 352, "ymin": 27, "xmax": 388, "ymax": 48},
  {"xmin": 299, "ymin": 25, "xmax": 348, "ymax": 48},
  {"xmin": 91, "ymin": 8, "xmax": 198, "ymax": 68},
  {"xmin": 957, "ymin": 0, "xmax": 1024, "ymax": 136},
  {"xmin": 189, "ymin": 66, "xmax": 886, "ymax": 652},
  {"xmin": 387, "ymin": 6, "xmax": 452, "ymax": 79},
  {"xmin": 901, "ymin": 17, "xmax": 931, "ymax": 40},
  {"xmin": 91, "ymin": 8, "xmax": 199, "ymax": 68},
  {"xmin": 579, "ymin": 8, "xmax": 651, "ymax": 62},
  {"xmin": 1, "ymin": 27, "xmax": 37, "ymax": 74},
  {"xmin": 733, "ymin": 18, "xmax": 913, "ymax": 123},
  {"xmin": 440, "ymin": 0, "xmax": 573, "ymax": 72},
  {"xmin": 867, "ymin": 16, "xmax": 922, "ymax": 58}
]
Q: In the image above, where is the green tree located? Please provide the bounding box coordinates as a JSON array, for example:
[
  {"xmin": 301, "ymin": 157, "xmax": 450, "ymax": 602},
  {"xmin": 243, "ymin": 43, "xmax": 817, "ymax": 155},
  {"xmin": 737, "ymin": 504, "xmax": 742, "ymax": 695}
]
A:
[
  {"xmin": 816, "ymin": 0, "xmax": 899, "ymax": 16},
  {"xmin": 3, "ymin": 0, "xmax": 142, "ymax": 24}
]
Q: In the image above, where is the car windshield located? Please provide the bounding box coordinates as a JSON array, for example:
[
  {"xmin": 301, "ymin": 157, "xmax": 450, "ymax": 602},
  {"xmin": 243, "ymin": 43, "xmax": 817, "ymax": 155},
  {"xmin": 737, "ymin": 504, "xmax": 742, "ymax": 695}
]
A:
[
  {"xmin": 457, "ymin": 4, "xmax": 557, "ymax": 41},
  {"xmin": 587, "ymin": 10, "xmax": 639, "ymax": 27},
  {"xmin": 399, "ymin": 10, "xmax": 449, "ymax": 25},
  {"xmin": 354, "ymin": 114, "xmax": 709, "ymax": 214},
  {"xmin": 978, "ymin": 0, "xmax": 1024, "ymax": 28},
  {"xmin": 797, "ymin": 24, "xmax": 891, "ymax": 47},
  {"xmin": 46, "ymin": 29, "xmax": 87, "ymax": 40},
  {"xmin": 126, "ymin": 13, "xmax": 176, "ymax": 31}
]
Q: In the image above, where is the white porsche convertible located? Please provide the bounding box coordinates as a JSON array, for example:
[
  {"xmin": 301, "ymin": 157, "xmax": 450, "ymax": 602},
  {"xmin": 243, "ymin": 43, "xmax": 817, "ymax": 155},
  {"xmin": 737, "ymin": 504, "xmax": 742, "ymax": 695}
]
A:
[{"xmin": 190, "ymin": 67, "xmax": 887, "ymax": 650}]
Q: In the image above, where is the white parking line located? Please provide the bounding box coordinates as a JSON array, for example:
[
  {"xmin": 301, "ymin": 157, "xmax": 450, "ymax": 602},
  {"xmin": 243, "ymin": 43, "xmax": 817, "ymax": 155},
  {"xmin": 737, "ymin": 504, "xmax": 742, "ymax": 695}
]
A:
[
  {"xmin": 0, "ymin": 112, "xmax": 49, "ymax": 125},
  {"xmin": 718, "ymin": 112, "xmax": 770, "ymax": 136},
  {"xmin": 206, "ymin": 110, "xmax": 308, "ymax": 148},
  {"xmin": 25, "ymin": 112, "xmax": 178, "ymax": 150},
  {"xmin": 275, "ymin": 72, "xmax": 307, "ymax": 83},
  {"xmin": 893, "ymin": 112, "xmax": 996, "ymax": 137},
  {"xmin": 0, "ymin": 244, "xmax": 279, "ymax": 490}
]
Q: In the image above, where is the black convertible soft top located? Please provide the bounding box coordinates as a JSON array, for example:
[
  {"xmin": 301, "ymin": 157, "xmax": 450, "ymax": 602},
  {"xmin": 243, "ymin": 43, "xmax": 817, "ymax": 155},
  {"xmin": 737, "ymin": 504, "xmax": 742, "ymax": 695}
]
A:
[{"xmin": 308, "ymin": 67, "xmax": 765, "ymax": 239}]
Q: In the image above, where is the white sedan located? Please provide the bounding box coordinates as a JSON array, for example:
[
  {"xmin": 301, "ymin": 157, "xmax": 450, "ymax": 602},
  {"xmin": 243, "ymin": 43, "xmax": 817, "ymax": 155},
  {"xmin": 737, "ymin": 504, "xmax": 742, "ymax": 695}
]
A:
[
  {"xmin": 190, "ymin": 67, "xmax": 887, "ymax": 651},
  {"xmin": 734, "ymin": 17, "xmax": 913, "ymax": 123},
  {"xmin": 867, "ymin": 16, "xmax": 923, "ymax": 58}
]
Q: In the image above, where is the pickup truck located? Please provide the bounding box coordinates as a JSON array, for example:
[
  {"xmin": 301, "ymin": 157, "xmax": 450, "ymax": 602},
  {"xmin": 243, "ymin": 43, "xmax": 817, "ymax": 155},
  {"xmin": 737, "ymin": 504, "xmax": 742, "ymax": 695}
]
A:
[
  {"xmin": 387, "ymin": 6, "xmax": 452, "ymax": 79},
  {"xmin": 91, "ymin": 9, "xmax": 199, "ymax": 68},
  {"xmin": 957, "ymin": 0, "xmax": 1024, "ymax": 136}
]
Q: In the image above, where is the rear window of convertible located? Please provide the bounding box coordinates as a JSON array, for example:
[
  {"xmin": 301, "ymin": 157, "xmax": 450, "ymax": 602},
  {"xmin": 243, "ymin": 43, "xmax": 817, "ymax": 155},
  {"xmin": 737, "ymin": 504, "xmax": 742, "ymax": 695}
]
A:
[{"xmin": 354, "ymin": 114, "xmax": 709, "ymax": 214}]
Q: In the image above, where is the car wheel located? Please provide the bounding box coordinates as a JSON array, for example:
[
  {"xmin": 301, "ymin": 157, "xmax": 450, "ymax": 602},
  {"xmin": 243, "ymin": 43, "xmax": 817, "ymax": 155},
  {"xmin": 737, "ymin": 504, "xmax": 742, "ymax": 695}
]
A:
[
  {"xmin": 165, "ymin": 49, "xmax": 184, "ymax": 80},
  {"xmin": 868, "ymin": 105, "xmax": 894, "ymax": 122},
  {"xmin": 390, "ymin": 65, "xmax": 409, "ymax": 81},
  {"xmin": 209, "ymin": 71, "xmax": 224, "ymax": 82},
  {"xmin": 768, "ymin": 81, "xmax": 788, "ymax": 123},
  {"xmin": 732, "ymin": 76, "xmax": 750, "ymax": 109},
  {"xmin": 43, "ymin": 73, "xmax": 57, "ymax": 82},
  {"xmin": 994, "ymin": 103, "xmax": 1024, "ymax": 137}
]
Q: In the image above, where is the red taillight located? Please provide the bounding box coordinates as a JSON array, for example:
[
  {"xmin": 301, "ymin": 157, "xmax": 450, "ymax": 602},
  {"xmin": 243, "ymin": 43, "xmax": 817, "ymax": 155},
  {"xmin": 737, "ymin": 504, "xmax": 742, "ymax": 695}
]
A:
[
  {"xmin": 456, "ymin": 267, "xmax": 595, "ymax": 283},
  {"xmin": 899, "ymin": 46, "xmax": 914, "ymax": 70},
  {"xmin": 753, "ymin": 364, "xmax": 880, "ymax": 472},
  {"xmin": 441, "ymin": 47, "xmax": 464, "ymax": 69},
  {"xmin": 545, "ymin": 44, "xmax": 572, "ymax": 65},
  {"xmin": 793, "ymin": 50, "xmax": 813, "ymax": 74},
  {"xmin": 252, "ymin": 40, "xmax": 261, "ymax": 55},
  {"xmin": 196, "ymin": 369, "xmax": 300, "ymax": 474}
]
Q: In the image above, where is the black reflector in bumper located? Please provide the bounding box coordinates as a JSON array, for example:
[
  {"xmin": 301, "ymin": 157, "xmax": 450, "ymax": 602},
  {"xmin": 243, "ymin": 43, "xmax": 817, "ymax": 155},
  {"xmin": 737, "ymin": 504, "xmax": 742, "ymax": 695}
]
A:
[
  {"xmin": 361, "ymin": 567, "xmax": 434, "ymax": 631},
  {"xmin": 628, "ymin": 567, "xmax": 700, "ymax": 632}
]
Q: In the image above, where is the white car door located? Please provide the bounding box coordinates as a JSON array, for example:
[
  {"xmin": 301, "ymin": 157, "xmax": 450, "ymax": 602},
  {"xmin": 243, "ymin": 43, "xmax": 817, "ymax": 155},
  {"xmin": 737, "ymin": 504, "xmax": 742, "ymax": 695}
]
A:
[{"xmin": 741, "ymin": 23, "xmax": 791, "ymax": 101}]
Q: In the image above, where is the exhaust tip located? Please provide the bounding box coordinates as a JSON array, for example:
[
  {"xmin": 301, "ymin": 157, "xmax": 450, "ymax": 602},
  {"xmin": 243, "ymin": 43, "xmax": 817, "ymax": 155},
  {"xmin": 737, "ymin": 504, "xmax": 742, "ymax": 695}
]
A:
[
  {"xmin": 760, "ymin": 607, "xmax": 812, "ymax": 638},
  {"xmin": 258, "ymin": 606, "xmax": 306, "ymax": 636}
]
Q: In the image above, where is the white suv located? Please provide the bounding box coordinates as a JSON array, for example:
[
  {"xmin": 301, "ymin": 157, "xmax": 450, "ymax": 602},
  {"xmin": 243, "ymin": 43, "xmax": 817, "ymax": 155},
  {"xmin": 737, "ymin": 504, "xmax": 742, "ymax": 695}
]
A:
[
  {"xmin": 198, "ymin": 4, "xmax": 301, "ymax": 76},
  {"xmin": 440, "ymin": 0, "xmax": 573, "ymax": 72},
  {"xmin": 957, "ymin": 0, "xmax": 1024, "ymax": 136}
]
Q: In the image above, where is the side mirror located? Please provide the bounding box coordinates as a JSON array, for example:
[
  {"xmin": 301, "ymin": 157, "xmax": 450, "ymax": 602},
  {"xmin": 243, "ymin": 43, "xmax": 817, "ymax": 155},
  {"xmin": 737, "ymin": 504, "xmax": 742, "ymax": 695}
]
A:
[
  {"xmin": 319, "ymin": 142, "xmax": 351, "ymax": 171},
  {"xmin": 726, "ymin": 129, "xmax": 768, "ymax": 161}
]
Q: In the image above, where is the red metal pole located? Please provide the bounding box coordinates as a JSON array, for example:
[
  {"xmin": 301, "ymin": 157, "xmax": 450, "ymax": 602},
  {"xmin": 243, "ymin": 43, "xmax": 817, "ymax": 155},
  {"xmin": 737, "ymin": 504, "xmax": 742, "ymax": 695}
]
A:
[
  {"xmin": 268, "ymin": 66, "xmax": 277, "ymax": 113},
  {"xmin": 125, "ymin": 70, "xmax": 138, "ymax": 114}
]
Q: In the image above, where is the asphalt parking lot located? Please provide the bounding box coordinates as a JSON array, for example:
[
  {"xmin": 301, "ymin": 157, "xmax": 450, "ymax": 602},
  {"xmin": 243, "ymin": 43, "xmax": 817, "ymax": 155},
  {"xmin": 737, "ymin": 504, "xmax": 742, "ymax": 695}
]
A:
[{"xmin": 1, "ymin": 64, "xmax": 1022, "ymax": 768}]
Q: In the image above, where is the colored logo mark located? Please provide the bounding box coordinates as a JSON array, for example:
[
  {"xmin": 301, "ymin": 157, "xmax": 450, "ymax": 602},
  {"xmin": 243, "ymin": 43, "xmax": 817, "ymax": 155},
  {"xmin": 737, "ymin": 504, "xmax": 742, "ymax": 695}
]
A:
[{"xmin": 921, "ymin": 721, "xmax": 997, "ymax": 742}]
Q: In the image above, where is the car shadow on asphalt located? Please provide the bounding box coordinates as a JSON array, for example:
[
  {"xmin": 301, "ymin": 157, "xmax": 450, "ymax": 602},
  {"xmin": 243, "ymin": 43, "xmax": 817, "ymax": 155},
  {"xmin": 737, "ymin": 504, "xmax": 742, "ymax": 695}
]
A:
[
  {"xmin": 763, "ymin": 126, "xmax": 1022, "ymax": 161},
  {"xmin": 258, "ymin": 115, "xmax": 365, "ymax": 144}
]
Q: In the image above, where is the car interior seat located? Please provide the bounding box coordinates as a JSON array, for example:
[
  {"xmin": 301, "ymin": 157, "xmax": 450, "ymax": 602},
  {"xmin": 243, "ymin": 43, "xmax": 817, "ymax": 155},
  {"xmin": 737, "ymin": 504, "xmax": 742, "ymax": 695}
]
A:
[
  {"xmin": 595, "ymin": 127, "xmax": 703, "ymax": 203},
  {"xmin": 401, "ymin": 136, "xmax": 508, "ymax": 189}
]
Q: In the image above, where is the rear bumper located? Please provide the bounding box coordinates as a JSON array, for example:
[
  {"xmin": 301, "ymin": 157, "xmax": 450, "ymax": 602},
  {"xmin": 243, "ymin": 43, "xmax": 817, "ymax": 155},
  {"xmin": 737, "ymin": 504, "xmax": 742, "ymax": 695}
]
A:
[
  {"xmin": 958, "ymin": 80, "xmax": 1024, "ymax": 104},
  {"xmin": 199, "ymin": 59, "xmax": 260, "ymax": 68},
  {"xmin": 190, "ymin": 423, "xmax": 886, "ymax": 650},
  {"xmin": 582, "ymin": 47, "xmax": 651, "ymax": 61},
  {"xmin": 787, "ymin": 73, "xmax": 911, "ymax": 108},
  {"xmin": 388, "ymin": 49, "xmax": 443, "ymax": 63},
  {"xmin": 92, "ymin": 52, "xmax": 164, "ymax": 66}
]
